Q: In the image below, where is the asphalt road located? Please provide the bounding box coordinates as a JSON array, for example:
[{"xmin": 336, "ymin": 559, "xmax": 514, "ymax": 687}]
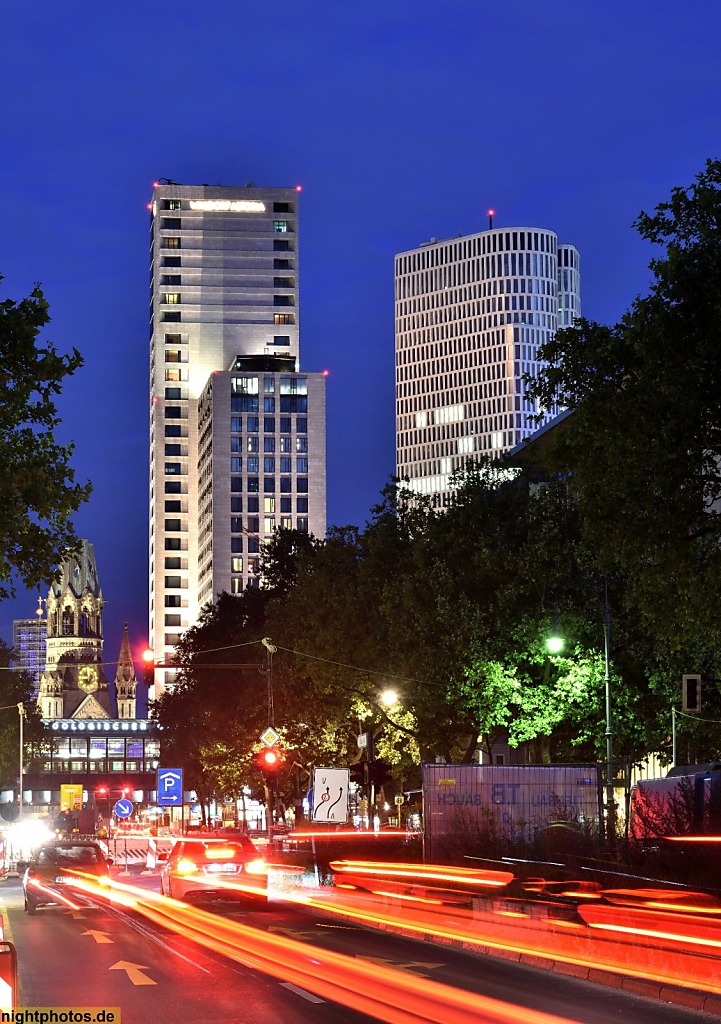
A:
[{"xmin": 2, "ymin": 873, "xmax": 719, "ymax": 1024}]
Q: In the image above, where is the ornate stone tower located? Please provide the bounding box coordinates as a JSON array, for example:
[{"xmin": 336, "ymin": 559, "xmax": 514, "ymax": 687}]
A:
[
  {"xmin": 38, "ymin": 540, "xmax": 115, "ymax": 719},
  {"xmin": 115, "ymin": 621, "xmax": 139, "ymax": 719}
]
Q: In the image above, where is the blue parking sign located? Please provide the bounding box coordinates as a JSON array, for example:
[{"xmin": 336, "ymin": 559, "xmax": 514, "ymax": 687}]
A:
[{"xmin": 157, "ymin": 768, "xmax": 183, "ymax": 806}]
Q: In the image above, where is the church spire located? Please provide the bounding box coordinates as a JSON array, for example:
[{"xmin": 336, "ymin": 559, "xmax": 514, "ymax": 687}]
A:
[{"xmin": 115, "ymin": 621, "xmax": 138, "ymax": 719}]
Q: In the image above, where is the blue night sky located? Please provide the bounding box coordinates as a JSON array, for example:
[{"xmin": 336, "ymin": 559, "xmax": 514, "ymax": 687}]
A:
[{"xmin": 1, "ymin": 1, "xmax": 720, "ymax": 664}]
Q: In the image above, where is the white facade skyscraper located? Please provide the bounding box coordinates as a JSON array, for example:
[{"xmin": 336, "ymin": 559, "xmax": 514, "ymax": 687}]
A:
[
  {"xmin": 148, "ymin": 184, "xmax": 326, "ymax": 696},
  {"xmin": 394, "ymin": 225, "xmax": 580, "ymax": 506}
]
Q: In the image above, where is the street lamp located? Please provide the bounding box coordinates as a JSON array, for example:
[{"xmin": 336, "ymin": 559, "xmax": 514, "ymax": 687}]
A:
[
  {"xmin": 545, "ymin": 582, "xmax": 615, "ymax": 842},
  {"xmin": 17, "ymin": 703, "xmax": 25, "ymax": 822},
  {"xmin": 545, "ymin": 610, "xmax": 564, "ymax": 655}
]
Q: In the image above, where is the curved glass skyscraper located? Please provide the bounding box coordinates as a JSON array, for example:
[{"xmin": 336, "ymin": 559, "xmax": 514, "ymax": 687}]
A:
[{"xmin": 394, "ymin": 225, "xmax": 580, "ymax": 505}]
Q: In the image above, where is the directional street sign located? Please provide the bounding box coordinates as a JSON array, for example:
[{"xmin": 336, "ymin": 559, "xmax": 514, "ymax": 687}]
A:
[
  {"xmin": 114, "ymin": 799, "xmax": 133, "ymax": 819},
  {"xmin": 311, "ymin": 767, "xmax": 350, "ymax": 823},
  {"xmin": 157, "ymin": 768, "xmax": 183, "ymax": 806}
]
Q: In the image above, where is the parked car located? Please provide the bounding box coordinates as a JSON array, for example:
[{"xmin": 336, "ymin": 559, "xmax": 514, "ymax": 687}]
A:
[
  {"xmin": 160, "ymin": 836, "xmax": 267, "ymax": 904},
  {"xmin": 22, "ymin": 840, "xmax": 112, "ymax": 914}
]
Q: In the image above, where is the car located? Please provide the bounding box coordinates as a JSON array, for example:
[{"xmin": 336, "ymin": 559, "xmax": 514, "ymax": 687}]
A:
[
  {"xmin": 160, "ymin": 836, "xmax": 268, "ymax": 905},
  {"xmin": 22, "ymin": 840, "xmax": 112, "ymax": 914}
]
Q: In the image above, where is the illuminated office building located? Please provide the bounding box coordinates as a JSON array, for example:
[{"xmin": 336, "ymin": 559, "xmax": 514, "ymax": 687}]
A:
[
  {"xmin": 394, "ymin": 225, "xmax": 580, "ymax": 506},
  {"xmin": 12, "ymin": 602, "xmax": 47, "ymax": 698},
  {"xmin": 148, "ymin": 183, "xmax": 326, "ymax": 696}
]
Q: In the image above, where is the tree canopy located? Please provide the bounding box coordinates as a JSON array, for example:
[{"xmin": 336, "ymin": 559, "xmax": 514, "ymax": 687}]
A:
[{"xmin": 0, "ymin": 278, "xmax": 91, "ymax": 599}]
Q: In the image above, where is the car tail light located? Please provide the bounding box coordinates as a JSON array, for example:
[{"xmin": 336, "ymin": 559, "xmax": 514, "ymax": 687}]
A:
[
  {"xmin": 244, "ymin": 859, "xmax": 268, "ymax": 875},
  {"xmin": 176, "ymin": 858, "xmax": 200, "ymax": 875}
]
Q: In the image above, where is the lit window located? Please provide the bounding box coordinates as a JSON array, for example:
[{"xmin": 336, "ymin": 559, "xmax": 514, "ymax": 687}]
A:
[
  {"xmin": 273, "ymin": 314, "xmax": 294, "ymax": 325},
  {"xmin": 280, "ymin": 377, "xmax": 308, "ymax": 395},
  {"xmin": 162, "ymin": 237, "xmax": 181, "ymax": 249},
  {"xmin": 273, "ymin": 220, "xmax": 288, "ymax": 233},
  {"xmin": 165, "ymin": 369, "xmax": 182, "ymax": 381},
  {"xmin": 165, "ymin": 350, "xmax": 182, "ymax": 362},
  {"xmin": 247, "ymin": 437, "xmax": 259, "ymax": 453},
  {"xmin": 162, "ymin": 199, "xmax": 181, "ymax": 211},
  {"xmin": 165, "ymin": 463, "xmax": 181, "ymax": 474},
  {"xmin": 296, "ymin": 437, "xmax": 308, "ymax": 453},
  {"xmin": 264, "ymin": 517, "xmax": 275, "ymax": 534},
  {"xmin": 248, "ymin": 457, "xmax": 259, "ymax": 473},
  {"xmin": 231, "ymin": 377, "xmax": 259, "ymax": 395},
  {"xmin": 248, "ymin": 478, "xmax": 259, "ymax": 492},
  {"xmin": 280, "ymin": 517, "xmax": 292, "ymax": 530},
  {"xmin": 231, "ymin": 578, "xmax": 243, "ymax": 594},
  {"xmin": 231, "ymin": 557, "xmax": 243, "ymax": 573},
  {"xmin": 264, "ymin": 498, "xmax": 275, "ymax": 513},
  {"xmin": 280, "ymin": 437, "xmax": 292, "ymax": 453},
  {"xmin": 297, "ymin": 518, "xmax": 308, "ymax": 532}
]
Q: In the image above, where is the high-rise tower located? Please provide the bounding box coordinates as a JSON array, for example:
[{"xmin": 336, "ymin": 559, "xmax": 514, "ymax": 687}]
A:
[
  {"xmin": 394, "ymin": 225, "xmax": 580, "ymax": 506},
  {"xmin": 148, "ymin": 183, "xmax": 326, "ymax": 696}
]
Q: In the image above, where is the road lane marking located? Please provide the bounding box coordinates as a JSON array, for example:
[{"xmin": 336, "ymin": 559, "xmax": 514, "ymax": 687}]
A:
[
  {"xmin": 356, "ymin": 955, "xmax": 444, "ymax": 975},
  {"xmin": 102, "ymin": 902, "xmax": 212, "ymax": 973},
  {"xmin": 81, "ymin": 929, "xmax": 114, "ymax": 944},
  {"xmin": 267, "ymin": 925, "xmax": 319, "ymax": 941},
  {"xmin": 280, "ymin": 982, "xmax": 325, "ymax": 1003},
  {"xmin": 109, "ymin": 961, "xmax": 157, "ymax": 985}
]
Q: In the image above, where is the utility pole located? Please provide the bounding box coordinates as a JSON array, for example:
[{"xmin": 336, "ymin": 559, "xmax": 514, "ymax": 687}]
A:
[{"xmin": 17, "ymin": 703, "xmax": 25, "ymax": 823}]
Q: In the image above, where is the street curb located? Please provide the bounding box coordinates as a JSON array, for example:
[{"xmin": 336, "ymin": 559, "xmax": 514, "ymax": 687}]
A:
[{"xmin": 310, "ymin": 906, "xmax": 721, "ymax": 1017}]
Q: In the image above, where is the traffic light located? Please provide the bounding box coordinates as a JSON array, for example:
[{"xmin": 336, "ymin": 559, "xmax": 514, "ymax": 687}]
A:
[
  {"xmin": 142, "ymin": 648, "xmax": 155, "ymax": 689},
  {"xmin": 349, "ymin": 762, "xmax": 365, "ymax": 787},
  {"xmin": 257, "ymin": 747, "xmax": 284, "ymax": 784},
  {"xmin": 368, "ymin": 760, "xmax": 392, "ymax": 789},
  {"xmin": 682, "ymin": 674, "xmax": 702, "ymax": 713}
]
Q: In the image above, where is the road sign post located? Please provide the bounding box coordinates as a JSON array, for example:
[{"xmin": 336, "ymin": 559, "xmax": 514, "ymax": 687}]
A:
[{"xmin": 157, "ymin": 769, "xmax": 183, "ymax": 807}]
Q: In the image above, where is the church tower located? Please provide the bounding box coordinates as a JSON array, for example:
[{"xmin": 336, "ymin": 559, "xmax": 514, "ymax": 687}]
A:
[
  {"xmin": 38, "ymin": 540, "xmax": 115, "ymax": 720},
  {"xmin": 115, "ymin": 621, "xmax": 139, "ymax": 719}
]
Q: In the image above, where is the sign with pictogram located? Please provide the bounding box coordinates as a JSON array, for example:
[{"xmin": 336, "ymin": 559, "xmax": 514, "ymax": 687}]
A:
[
  {"xmin": 311, "ymin": 767, "xmax": 350, "ymax": 823},
  {"xmin": 157, "ymin": 768, "xmax": 183, "ymax": 806}
]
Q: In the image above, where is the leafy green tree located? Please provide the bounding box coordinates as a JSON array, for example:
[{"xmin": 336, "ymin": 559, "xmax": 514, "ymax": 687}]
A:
[
  {"xmin": 526, "ymin": 159, "xmax": 721, "ymax": 657},
  {"xmin": 0, "ymin": 278, "xmax": 91, "ymax": 599},
  {"xmin": 0, "ymin": 641, "xmax": 45, "ymax": 789}
]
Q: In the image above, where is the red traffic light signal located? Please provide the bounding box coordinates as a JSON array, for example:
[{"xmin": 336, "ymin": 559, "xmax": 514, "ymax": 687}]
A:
[{"xmin": 257, "ymin": 747, "xmax": 284, "ymax": 778}]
